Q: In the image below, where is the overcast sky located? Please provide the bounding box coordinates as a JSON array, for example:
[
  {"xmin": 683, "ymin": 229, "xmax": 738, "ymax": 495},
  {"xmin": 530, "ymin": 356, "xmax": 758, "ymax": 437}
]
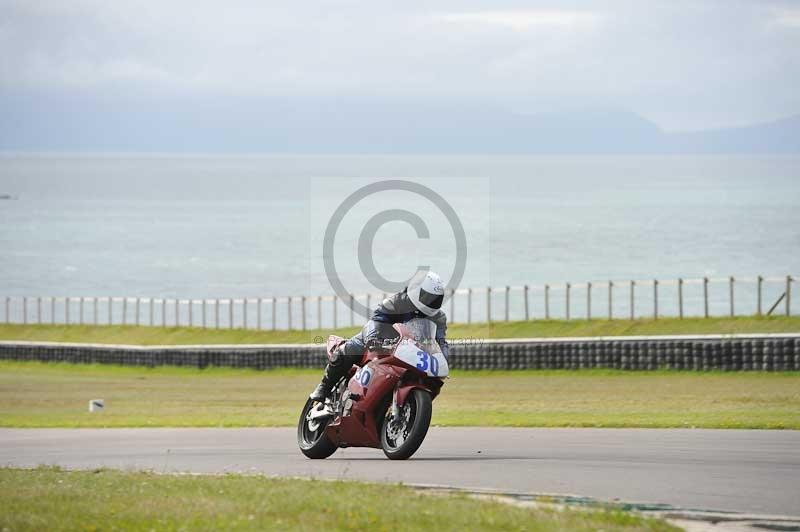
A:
[{"xmin": 1, "ymin": 0, "xmax": 799, "ymax": 132}]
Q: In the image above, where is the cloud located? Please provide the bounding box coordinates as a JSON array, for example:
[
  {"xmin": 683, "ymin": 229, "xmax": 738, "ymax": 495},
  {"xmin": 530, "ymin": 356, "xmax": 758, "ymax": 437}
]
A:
[
  {"xmin": 0, "ymin": 0, "xmax": 798, "ymax": 131},
  {"xmin": 434, "ymin": 9, "xmax": 602, "ymax": 31}
]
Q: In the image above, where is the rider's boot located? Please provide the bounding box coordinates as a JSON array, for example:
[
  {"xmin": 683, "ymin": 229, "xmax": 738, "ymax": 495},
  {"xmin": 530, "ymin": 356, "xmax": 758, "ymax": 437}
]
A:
[{"xmin": 309, "ymin": 348, "xmax": 351, "ymax": 401}]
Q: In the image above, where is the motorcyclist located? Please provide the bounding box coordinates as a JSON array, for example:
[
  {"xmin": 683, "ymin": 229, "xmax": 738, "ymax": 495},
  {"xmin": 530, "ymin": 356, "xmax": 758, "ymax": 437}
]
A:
[{"xmin": 309, "ymin": 270, "xmax": 449, "ymax": 401}]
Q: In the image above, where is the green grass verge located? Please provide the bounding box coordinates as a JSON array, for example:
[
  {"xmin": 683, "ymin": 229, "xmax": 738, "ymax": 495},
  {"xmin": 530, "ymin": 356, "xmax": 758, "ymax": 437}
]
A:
[
  {"xmin": 0, "ymin": 315, "xmax": 798, "ymax": 345},
  {"xmin": 1, "ymin": 361, "xmax": 798, "ymax": 429},
  {"xmin": 0, "ymin": 468, "xmax": 676, "ymax": 532}
]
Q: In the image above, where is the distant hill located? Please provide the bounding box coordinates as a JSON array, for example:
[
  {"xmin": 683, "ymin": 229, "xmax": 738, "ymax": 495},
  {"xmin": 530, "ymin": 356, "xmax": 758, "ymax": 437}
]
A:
[
  {"xmin": 667, "ymin": 114, "xmax": 800, "ymax": 154},
  {"xmin": 1, "ymin": 91, "xmax": 798, "ymax": 153}
]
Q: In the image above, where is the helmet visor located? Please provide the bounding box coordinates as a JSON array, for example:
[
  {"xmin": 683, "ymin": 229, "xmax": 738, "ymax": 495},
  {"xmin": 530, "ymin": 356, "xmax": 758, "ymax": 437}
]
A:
[{"xmin": 419, "ymin": 287, "xmax": 444, "ymax": 310}]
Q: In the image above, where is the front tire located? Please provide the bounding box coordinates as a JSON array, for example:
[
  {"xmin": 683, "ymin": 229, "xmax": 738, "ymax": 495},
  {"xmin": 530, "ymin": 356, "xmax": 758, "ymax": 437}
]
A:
[
  {"xmin": 297, "ymin": 398, "xmax": 337, "ymax": 459},
  {"xmin": 381, "ymin": 389, "xmax": 432, "ymax": 460}
]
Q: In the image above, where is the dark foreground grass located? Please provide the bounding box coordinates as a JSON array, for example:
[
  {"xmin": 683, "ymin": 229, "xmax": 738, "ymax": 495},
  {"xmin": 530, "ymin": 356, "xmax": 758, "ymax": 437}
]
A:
[
  {"xmin": 0, "ymin": 315, "xmax": 798, "ymax": 345},
  {"xmin": 0, "ymin": 468, "xmax": 676, "ymax": 531},
  {"xmin": 1, "ymin": 361, "xmax": 798, "ymax": 429}
]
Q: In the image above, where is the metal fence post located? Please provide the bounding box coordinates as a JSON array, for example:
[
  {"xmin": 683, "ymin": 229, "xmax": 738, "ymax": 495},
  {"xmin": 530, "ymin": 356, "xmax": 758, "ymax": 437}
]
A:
[
  {"xmin": 678, "ymin": 278, "xmax": 684, "ymax": 319},
  {"xmin": 544, "ymin": 284, "xmax": 550, "ymax": 319},
  {"xmin": 587, "ymin": 282, "xmax": 592, "ymax": 320},
  {"xmin": 629, "ymin": 281, "xmax": 635, "ymax": 320},
  {"xmin": 123, "ymin": 298, "xmax": 128, "ymax": 325},
  {"xmin": 703, "ymin": 277, "xmax": 709, "ymax": 318},
  {"xmin": 93, "ymin": 297, "xmax": 98, "ymax": 325},
  {"xmin": 565, "ymin": 283, "xmax": 571, "ymax": 320},
  {"xmin": 148, "ymin": 298, "xmax": 153, "ymax": 327},
  {"xmin": 51, "ymin": 297, "xmax": 55, "ymax": 325},
  {"xmin": 467, "ymin": 288, "xmax": 472, "ymax": 323},
  {"xmin": 79, "ymin": 297, "xmax": 84, "ymax": 325},
  {"xmin": 504, "ymin": 286, "xmax": 510, "ymax": 322},
  {"xmin": 271, "ymin": 297, "xmax": 276, "ymax": 330},
  {"xmin": 189, "ymin": 299, "xmax": 194, "ymax": 328},
  {"xmin": 787, "ymin": 275, "xmax": 792, "ymax": 316},
  {"xmin": 301, "ymin": 296, "xmax": 307, "ymax": 331},
  {"xmin": 243, "ymin": 299, "xmax": 248, "ymax": 329},
  {"xmin": 524, "ymin": 285, "xmax": 530, "ymax": 321},
  {"xmin": 162, "ymin": 299, "xmax": 166, "ymax": 327},
  {"xmin": 486, "ymin": 287, "xmax": 492, "ymax": 323},
  {"xmin": 136, "ymin": 297, "xmax": 141, "ymax": 326},
  {"xmin": 203, "ymin": 299, "xmax": 207, "ymax": 329},
  {"xmin": 287, "ymin": 297, "xmax": 292, "ymax": 330},
  {"xmin": 653, "ymin": 279, "xmax": 658, "ymax": 319},
  {"xmin": 4, "ymin": 296, "xmax": 9, "ymax": 324},
  {"xmin": 729, "ymin": 276, "xmax": 735, "ymax": 317},
  {"xmin": 229, "ymin": 298, "xmax": 234, "ymax": 329},
  {"xmin": 109, "ymin": 297, "xmax": 113, "ymax": 325},
  {"xmin": 757, "ymin": 275, "xmax": 763, "ymax": 316},
  {"xmin": 23, "ymin": 297, "xmax": 27, "ymax": 325},
  {"xmin": 175, "ymin": 299, "xmax": 180, "ymax": 327},
  {"xmin": 37, "ymin": 296, "xmax": 42, "ymax": 324},
  {"xmin": 608, "ymin": 281, "xmax": 613, "ymax": 319},
  {"xmin": 216, "ymin": 299, "xmax": 221, "ymax": 329}
]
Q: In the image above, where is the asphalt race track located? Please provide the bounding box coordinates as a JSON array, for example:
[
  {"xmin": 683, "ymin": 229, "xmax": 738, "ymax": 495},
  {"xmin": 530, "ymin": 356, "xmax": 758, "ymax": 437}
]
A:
[{"xmin": 2, "ymin": 427, "xmax": 798, "ymax": 516}]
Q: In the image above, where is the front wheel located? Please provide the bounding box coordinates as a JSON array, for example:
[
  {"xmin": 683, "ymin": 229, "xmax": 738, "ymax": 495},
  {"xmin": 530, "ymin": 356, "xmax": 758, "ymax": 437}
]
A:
[
  {"xmin": 381, "ymin": 389, "xmax": 432, "ymax": 460},
  {"xmin": 297, "ymin": 398, "xmax": 337, "ymax": 459}
]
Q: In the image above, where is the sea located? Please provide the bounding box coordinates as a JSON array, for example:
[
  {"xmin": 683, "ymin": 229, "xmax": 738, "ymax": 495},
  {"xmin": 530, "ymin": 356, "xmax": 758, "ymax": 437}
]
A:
[{"xmin": 0, "ymin": 154, "xmax": 798, "ymax": 325}]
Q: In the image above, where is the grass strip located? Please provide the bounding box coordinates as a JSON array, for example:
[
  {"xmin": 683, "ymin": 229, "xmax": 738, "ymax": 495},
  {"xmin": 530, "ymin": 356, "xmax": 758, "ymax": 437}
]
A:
[{"xmin": 0, "ymin": 467, "xmax": 677, "ymax": 531}]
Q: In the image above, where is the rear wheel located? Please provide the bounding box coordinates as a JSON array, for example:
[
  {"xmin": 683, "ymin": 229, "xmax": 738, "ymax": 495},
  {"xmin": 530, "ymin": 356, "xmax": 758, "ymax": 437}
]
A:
[
  {"xmin": 380, "ymin": 389, "xmax": 432, "ymax": 460},
  {"xmin": 297, "ymin": 398, "xmax": 337, "ymax": 459}
]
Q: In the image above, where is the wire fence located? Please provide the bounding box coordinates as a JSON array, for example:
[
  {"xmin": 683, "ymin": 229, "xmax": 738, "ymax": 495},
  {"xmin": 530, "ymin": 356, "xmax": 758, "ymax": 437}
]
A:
[{"xmin": 1, "ymin": 275, "xmax": 795, "ymax": 331}]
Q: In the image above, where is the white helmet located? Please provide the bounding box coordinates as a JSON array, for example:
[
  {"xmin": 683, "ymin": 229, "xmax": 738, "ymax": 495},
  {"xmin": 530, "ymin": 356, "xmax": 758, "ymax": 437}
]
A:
[{"xmin": 407, "ymin": 270, "xmax": 445, "ymax": 317}]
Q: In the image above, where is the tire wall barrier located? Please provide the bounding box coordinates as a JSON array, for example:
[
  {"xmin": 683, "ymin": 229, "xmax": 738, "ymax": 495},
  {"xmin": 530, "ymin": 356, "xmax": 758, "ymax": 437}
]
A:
[{"xmin": 1, "ymin": 336, "xmax": 798, "ymax": 371}]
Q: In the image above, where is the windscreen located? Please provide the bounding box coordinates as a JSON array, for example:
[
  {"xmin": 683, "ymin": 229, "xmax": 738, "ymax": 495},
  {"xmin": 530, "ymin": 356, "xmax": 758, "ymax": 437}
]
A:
[{"xmin": 403, "ymin": 318, "xmax": 441, "ymax": 354}]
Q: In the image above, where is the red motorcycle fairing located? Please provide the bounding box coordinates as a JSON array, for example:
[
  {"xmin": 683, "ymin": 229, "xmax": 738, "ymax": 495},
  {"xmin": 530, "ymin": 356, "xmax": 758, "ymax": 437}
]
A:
[{"xmin": 324, "ymin": 353, "xmax": 441, "ymax": 449}]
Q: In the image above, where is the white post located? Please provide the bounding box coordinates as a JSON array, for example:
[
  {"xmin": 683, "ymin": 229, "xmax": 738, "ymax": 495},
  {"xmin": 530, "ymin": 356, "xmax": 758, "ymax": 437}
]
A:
[
  {"xmin": 729, "ymin": 276, "xmax": 735, "ymax": 317},
  {"xmin": 93, "ymin": 297, "xmax": 98, "ymax": 325},
  {"xmin": 565, "ymin": 283, "xmax": 570, "ymax": 320},
  {"xmin": 504, "ymin": 286, "xmax": 510, "ymax": 322},
  {"xmin": 162, "ymin": 299, "xmax": 167, "ymax": 327},
  {"xmin": 271, "ymin": 297, "xmax": 276, "ymax": 330},
  {"xmin": 216, "ymin": 299, "xmax": 221, "ymax": 329},
  {"xmin": 189, "ymin": 299, "xmax": 194, "ymax": 328},
  {"xmin": 23, "ymin": 297, "xmax": 28, "ymax": 325},
  {"xmin": 51, "ymin": 297, "xmax": 56, "ymax": 325},
  {"xmin": 678, "ymin": 278, "xmax": 684, "ymax": 319},
  {"xmin": 653, "ymin": 279, "xmax": 658, "ymax": 320},
  {"xmin": 122, "ymin": 298, "xmax": 127, "ymax": 325},
  {"xmin": 703, "ymin": 277, "xmax": 709, "ymax": 318},
  {"xmin": 301, "ymin": 296, "xmax": 307, "ymax": 331},
  {"xmin": 136, "ymin": 298, "xmax": 141, "ymax": 326},
  {"xmin": 243, "ymin": 298, "xmax": 248, "ymax": 329},
  {"xmin": 629, "ymin": 281, "xmax": 635, "ymax": 320},
  {"xmin": 79, "ymin": 297, "xmax": 84, "ymax": 325},
  {"xmin": 524, "ymin": 285, "xmax": 529, "ymax": 321},
  {"xmin": 229, "ymin": 298, "xmax": 234, "ymax": 329},
  {"xmin": 37, "ymin": 296, "xmax": 42, "ymax": 324},
  {"xmin": 787, "ymin": 275, "xmax": 792, "ymax": 316},
  {"xmin": 203, "ymin": 299, "xmax": 207, "ymax": 329},
  {"xmin": 467, "ymin": 288, "xmax": 472, "ymax": 323},
  {"xmin": 587, "ymin": 282, "xmax": 592, "ymax": 320},
  {"xmin": 608, "ymin": 281, "xmax": 613, "ymax": 319},
  {"xmin": 757, "ymin": 275, "xmax": 763, "ymax": 316},
  {"xmin": 544, "ymin": 285, "xmax": 550, "ymax": 319},
  {"xmin": 257, "ymin": 298, "xmax": 263, "ymax": 330},
  {"xmin": 486, "ymin": 287, "xmax": 492, "ymax": 323}
]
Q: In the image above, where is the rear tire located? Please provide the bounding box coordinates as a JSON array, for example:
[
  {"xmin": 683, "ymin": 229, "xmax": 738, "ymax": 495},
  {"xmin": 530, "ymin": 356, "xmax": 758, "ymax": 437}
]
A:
[
  {"xmin": 381, "ymin": 389, "xmax": 432, "ymax": 460},
  {"xmin": 297, "ymin": 398, "xmax": 337, "ymax": 459}
]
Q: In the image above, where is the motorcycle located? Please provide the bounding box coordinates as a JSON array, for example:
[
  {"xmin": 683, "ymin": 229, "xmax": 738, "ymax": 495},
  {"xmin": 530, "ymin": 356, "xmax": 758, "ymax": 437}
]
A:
[{"xmin": 297, "ymin": 317, "xmax": 449, "ymax": 460}]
